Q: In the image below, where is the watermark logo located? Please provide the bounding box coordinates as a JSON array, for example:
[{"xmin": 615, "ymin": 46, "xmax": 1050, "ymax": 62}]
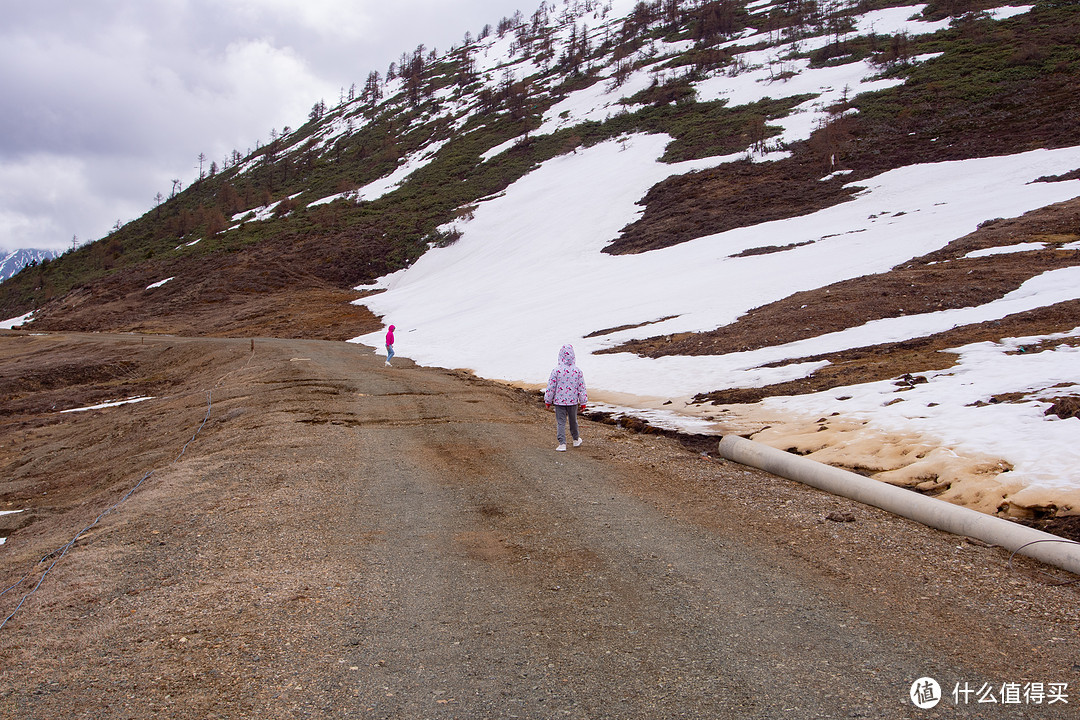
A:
[
  {"xmin": 911, "ymin": 677, "xmax": 942, "ymax": 709},
  {"xmin": 910, "ymin": 677, "xmax": 1070, "ymax": 708}
]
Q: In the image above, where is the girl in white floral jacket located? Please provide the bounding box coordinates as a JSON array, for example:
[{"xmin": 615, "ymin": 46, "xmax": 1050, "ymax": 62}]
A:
[{"xmin": 544, "ymin": 344, "xmax": 588, "ymax": 451}]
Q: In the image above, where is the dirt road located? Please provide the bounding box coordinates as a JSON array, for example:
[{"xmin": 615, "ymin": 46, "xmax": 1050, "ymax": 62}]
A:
[{"xmin": 1, "ymin": 332, "xmax": 1077, "ymax": 718}]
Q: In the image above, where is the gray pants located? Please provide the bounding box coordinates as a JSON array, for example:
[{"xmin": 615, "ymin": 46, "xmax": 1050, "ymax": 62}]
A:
[{"xmin": 554, "ymin": 405, "xmax": 579, "ymax": 445}]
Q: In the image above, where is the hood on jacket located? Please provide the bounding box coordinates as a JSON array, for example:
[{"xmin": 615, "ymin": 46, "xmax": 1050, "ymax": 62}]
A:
[
  {"xmin": 388, "ymin": 325, "xmax": 395, "ymax": 331},
  {"xmin": 558, "ymin": 344, "xmax": 576, "ymax": 367}
]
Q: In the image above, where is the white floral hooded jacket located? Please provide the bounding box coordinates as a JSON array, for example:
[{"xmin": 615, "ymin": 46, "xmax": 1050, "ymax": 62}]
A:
[{"xmin": 544, "ymin": 344, "xmax": 588, "ymax": 406}]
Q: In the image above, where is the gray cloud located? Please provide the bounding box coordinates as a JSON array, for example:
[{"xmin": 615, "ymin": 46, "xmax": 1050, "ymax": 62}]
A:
[{"xmin": 0, "ymin": 0, "xmax": 533, "ymax": 253}]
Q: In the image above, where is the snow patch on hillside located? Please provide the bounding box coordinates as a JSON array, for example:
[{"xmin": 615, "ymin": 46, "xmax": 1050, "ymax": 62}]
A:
[
  {"xmin": 60, "ymin": 396, "xmax": 154, "ymax": 413},
  {"xmin": 0, "ymin": 311, "xmax": 34, "ymax": 329},
  {"xmin": 309, "ymin": 139, "xmax": 451, "ymax": 207}
]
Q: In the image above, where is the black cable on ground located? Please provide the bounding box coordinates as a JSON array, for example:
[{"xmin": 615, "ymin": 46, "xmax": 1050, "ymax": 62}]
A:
[
  {"xmin": 1, "ymin": 341, "xmax": 259, "ymax": 634},
  {"xmin": 1008, "ymin": 539, "xmax": 1080, "ymax": 586},
  {"xmin": 0, "ymin": 389, "xmax": 213, "ymax": 631}
]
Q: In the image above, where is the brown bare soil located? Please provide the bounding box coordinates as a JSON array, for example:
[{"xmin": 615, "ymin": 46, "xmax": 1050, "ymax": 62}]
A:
[
  {"xmin": 1046, "ymin": 395, "xmax": 1080, "ymax": 421},
  {"xmin": 604, "ymin": 157, "xmax": 862, "ymax": 255},
  {"xmin": 28, "ymin": 256, "xmax": 380, "ymax": 342},
  {"xmin": 2, "ymin": 332, "xmax": 1078, "ymax": 718}
]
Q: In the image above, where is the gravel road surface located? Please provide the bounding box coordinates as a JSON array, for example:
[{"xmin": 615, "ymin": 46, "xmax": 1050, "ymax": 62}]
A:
[{"xmin": 1, "ymin": 332, "xmax": 1077, "ymax": 718}]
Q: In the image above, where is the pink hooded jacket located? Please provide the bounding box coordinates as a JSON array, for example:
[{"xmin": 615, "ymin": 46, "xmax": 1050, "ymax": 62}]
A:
[
  {"xmin": 544, "ymin": 344, "xmax": 587, "ymax": 406},
  {"xmin": 385, "ymin": 325, "xmax": 395, "ymax": 346}
]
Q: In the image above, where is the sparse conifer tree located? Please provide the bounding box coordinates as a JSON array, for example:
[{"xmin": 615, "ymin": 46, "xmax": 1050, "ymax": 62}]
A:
[
  {"xmin": 457, "ymin": 52, "xmax": 477, "ymax": 87},
  {"xmin": 532, "ymin": 5, "xmax": 549, "ymax": 33},
  {"xmin": 206, "ymin": 210, "xmax": 227, "ymax": 236},
  {"xmin": 506, "ymin": 79, "xmax": 532, "ymax": 121},
  {"xmin": 693, "ymin": 0, "xmax": 739, "ymax": 45},
  {"xmin": 403, "ymin": 46, "xmax": 428, "ymax": 108},
  {"xmin": 613, "ymin": 56, "xmax": 633, "ymax": 87},
  {"xmin": 887, "ymin": 31, "xmax": 911, "ymax": 67},
  {"xmin": 663, "ymin": 0, "xmax": 680, "ymax": 27},
  {"xmin": 363, "ymin": 71, "xmax": 383, "ymax": 107},
  {"xmin": 478, "ymin": 87, "xmax": 497, "ymax": 114}
]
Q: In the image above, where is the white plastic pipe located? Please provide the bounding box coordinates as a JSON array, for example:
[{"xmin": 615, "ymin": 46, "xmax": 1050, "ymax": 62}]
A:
[{"xmin": 717, "ymin": 435, "xmax": 1080, "ymax": 577}]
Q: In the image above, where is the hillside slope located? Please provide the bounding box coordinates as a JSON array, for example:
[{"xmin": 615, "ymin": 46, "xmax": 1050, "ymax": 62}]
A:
[{"xmin": 2, "ymin": 0, "xmax": 1079, "ymax": 517}]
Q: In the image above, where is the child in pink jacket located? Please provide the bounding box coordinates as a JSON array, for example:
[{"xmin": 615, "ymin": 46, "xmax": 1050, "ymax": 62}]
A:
[
  {"xmin": 384, "ymin": 325, "xmax": 395, "ymax": 366},
  {"xmin": 544, "ymin": 344, "xmax": 588, "ymax": 451}
]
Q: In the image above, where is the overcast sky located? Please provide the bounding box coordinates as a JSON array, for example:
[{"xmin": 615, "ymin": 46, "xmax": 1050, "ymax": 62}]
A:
[{"xmin": 0, "ymin": 0, "xmax": 535, "ymax": 254}]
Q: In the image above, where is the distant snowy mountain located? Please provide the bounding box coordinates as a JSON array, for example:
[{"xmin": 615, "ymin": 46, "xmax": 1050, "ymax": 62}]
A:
[{"xmin": 0, "ymin": 249, "xmax": 57, "ymax": 283}]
